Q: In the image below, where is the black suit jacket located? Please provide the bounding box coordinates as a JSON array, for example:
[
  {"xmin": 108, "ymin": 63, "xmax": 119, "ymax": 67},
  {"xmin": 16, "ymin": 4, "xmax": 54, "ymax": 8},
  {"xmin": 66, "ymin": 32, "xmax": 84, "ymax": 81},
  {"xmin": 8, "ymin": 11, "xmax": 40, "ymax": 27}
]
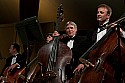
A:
[
  {"xmin": 60, "ymin": 35, "xmax": 90, "ymax": 70},
  {"xmin": 87, "ymin": 28, "xmax": 97, "ymax": 46},
  {"xmin": 1, "ymin": 53, "xmax": 26, "ymax": 76},
  {"xmin": 87, "ymin": 22, "xmax": 110, "ymax": 46}
]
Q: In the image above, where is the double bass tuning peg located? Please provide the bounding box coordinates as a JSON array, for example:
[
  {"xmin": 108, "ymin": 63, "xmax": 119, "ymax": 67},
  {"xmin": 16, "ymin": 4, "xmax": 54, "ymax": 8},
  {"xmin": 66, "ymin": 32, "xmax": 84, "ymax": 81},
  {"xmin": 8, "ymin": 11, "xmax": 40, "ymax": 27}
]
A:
[{"xmin": 57, "ymin": 3, "xmax": 64, "ymax": 21}]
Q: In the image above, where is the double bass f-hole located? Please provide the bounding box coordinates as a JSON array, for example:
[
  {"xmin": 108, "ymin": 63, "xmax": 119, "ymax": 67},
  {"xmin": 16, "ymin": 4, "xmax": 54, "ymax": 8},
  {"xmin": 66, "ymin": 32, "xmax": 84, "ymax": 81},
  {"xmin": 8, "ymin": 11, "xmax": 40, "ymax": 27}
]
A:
[
  {"xmin": 94, "ymin": 53, "xmax": 106, "ymax": 72},
  {"xmin": 79, "ymin": 52, "xmax": 106, "ymax": 72}
]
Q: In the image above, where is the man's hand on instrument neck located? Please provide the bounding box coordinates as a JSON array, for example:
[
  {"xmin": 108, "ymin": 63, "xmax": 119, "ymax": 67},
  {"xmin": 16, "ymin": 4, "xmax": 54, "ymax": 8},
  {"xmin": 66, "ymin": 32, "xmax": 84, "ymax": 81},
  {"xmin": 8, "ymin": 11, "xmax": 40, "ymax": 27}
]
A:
[
  {"xmin": 52, "ymin": 31, "xmax": 60, "ymax": 36},
  {"xmin": 110, "ymin": 23, "xmax": 117, "ymax": 28},
  {"xmin": 46, "ymin": 31, "xmax": 60, "ymax": 43},
  {"xmin": 110, "ymin": 23, "xmax": 125, "ymax": 34}
]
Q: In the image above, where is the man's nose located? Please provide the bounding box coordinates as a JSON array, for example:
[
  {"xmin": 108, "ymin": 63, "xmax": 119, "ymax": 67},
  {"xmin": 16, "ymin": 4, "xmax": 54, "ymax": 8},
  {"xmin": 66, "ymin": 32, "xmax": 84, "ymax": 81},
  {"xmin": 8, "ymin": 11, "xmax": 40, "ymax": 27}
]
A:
[{"xmin": 97, "ymin": 13, "xmax": 100, "ymax": 16}]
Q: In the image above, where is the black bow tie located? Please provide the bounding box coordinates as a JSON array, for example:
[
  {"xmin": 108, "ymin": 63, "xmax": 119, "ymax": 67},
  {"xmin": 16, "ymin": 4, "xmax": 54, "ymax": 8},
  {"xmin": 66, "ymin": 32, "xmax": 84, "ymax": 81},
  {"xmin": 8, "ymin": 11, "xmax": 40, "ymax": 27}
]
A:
[
  {"xmin": 99, "ymin": 26, "xmax": 105, "ymax": 31},
  {"xmin": 68, "ymin": 37, "xmax": 74, "ymax": 41},
  {"xmin": 99, "ymin": 22, "xmax": 109, "ymax": 29},
  {"xmin": 99, "ymin": 24, "xmax": 105, "ymax": 29},
  {"xmin": 98, "ymin": 23, "xmax": 109, "ymax": 32},
  {"xmin": 12, "ymin": 55, "xmax": 17, "ymax": 58}
]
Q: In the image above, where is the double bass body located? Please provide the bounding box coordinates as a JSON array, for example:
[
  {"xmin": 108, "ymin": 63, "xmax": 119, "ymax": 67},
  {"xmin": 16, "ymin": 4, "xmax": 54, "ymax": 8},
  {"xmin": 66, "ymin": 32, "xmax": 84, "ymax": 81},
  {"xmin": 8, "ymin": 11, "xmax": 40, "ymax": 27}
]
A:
[
  {"xmin": 35, "ymin": 3, "xmax": 73, "ymax": 83},
  {"xmin": 37, "ymin": 40, "xmax": 72, "ymax": 83},
  {"xmin": 79, "ymin": 29, "xmax": 125, "ymax": 83}
]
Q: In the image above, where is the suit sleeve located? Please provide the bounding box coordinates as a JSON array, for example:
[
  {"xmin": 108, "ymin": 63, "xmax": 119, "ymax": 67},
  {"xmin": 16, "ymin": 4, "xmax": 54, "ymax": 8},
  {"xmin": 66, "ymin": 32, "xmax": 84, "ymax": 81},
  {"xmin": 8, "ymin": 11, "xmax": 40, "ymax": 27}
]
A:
[{"xmin": 16, "ymin": 54, "xmax": 26, "ymax": 68}]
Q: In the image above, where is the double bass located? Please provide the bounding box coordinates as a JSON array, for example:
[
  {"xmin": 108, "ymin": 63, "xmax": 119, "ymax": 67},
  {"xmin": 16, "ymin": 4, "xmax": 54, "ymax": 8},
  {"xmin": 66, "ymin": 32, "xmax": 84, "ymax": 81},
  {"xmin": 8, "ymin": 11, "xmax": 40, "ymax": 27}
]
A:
[
  {"xmin": 0, "ymin": 64, "xmax": 24, "ymax": 83},
  {"xmin": 78, "ymin": 17, "xmax": 125, "ymax": 83},
  {"xmin": 31, "ymin": 3, "xmax": 72, "ymax": 83}
]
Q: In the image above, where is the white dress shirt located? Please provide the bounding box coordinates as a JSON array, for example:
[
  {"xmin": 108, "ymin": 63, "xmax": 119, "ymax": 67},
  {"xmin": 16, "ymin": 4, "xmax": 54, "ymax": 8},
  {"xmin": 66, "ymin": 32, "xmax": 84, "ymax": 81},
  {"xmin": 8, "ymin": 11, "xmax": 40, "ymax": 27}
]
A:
[
  {"xmin": 67, "ymin": 35, "xmax": 75, "ymax": 49},
  {"xmin": 121, "ymin": 31, "xmax": 125, "ymax": 38},
  {"xmin": 67, "ymin": 40, "xmax": 74, "ymax": 49},
  {"xmin": 96, "ymin": 20, "xmax": 109, "ymax": 42},
  {"xmin": 97, "ymin": 29, "xmax": 107, "ymax": 42},
  {"xmin": 11, "ymin": 53, "xmax": 19, "ymax": 65}
]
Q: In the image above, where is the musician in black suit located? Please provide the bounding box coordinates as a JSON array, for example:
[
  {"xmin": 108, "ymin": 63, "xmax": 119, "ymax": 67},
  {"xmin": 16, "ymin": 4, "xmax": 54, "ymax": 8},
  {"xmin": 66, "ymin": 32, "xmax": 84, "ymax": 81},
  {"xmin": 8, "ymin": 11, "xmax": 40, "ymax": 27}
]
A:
[
  {"xmin": 0, "ymin": 43, "xmax": 26, "ymax": 79},
  {"xmin": 75, "ymin": 4, "xmax": 125, "ymax": 83},
  {"xmin": 46, "ymin": 21, "xmax": 90, "ymax": 80},
  {"xmin": 74, "ymin": 3, "xmax": 112, "ymax": 72}
]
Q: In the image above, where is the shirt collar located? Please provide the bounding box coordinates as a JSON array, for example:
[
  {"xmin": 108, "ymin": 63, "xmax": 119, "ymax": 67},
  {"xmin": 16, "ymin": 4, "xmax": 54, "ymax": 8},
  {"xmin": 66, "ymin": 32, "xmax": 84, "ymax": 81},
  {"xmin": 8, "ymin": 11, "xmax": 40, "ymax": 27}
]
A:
[
  {"xmin": 69, "ymin": 35, "xmax": 75, "ymax": 38},
  {"xmin": 99, "ymin": 19, "xmax": 109, "ymax": 26},
  {"xmin": 13, "ymin": 53, "xmax": 19, "ymax": 57}
]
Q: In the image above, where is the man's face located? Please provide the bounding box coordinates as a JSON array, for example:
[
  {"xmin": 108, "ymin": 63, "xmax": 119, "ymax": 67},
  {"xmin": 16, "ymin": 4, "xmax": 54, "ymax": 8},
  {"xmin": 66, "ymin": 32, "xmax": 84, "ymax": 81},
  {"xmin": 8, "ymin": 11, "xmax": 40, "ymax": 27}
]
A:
[
  {"xmin": 65, "ymin": 24, "xmax": 77, "ymax": 37},
  {"xmin": 9, "ymin": 45, "xmax": 15, "ymax": 54},
  {"xmin": 97, "ymin": 7, "xmax": 110, "ymax": 24}
]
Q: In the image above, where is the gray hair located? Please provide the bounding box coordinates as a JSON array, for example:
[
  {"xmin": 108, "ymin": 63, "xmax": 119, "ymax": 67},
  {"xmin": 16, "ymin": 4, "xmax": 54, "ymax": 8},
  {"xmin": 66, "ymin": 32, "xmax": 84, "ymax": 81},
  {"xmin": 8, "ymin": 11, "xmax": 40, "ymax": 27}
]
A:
[{"xmin": 65, "ymin": 21, "xmax": 77, "ymax": 28}]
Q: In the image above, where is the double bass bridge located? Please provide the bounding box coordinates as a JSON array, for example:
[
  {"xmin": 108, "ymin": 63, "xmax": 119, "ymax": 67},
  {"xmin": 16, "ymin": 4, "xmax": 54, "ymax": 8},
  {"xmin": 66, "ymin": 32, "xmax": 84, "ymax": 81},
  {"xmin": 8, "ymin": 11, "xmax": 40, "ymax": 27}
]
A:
[{"xmin": 41, "ymin": 71, "xmax": 57, "ymax": 81}]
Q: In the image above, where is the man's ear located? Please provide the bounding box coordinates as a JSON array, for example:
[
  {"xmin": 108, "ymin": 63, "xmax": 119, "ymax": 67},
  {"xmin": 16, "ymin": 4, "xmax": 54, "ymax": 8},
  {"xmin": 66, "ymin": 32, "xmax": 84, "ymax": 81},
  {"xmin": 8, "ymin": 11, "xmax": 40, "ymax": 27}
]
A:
[
  {"xmin": 108, "ymin": 14, "xmax": 111, "ymax": 16},
  {"xmin": 107, "ymin": 14, "xmax": 111, "ymax": 19},
  {"xmin": 13, "ymin": 48, "xmax": 17, "ymax": 52}
]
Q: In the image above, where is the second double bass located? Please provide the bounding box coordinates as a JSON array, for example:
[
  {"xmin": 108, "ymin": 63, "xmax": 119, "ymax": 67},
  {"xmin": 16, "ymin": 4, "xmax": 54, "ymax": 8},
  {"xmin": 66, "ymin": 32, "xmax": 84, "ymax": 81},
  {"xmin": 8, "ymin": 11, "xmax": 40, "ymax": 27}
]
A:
[
  {"xmin": 36, "ymin": 3, "xmax": 72, "ymax": 83},
  {"xmin": 79, "ymin": 27, "xmax": 125, "ymax": 83}
]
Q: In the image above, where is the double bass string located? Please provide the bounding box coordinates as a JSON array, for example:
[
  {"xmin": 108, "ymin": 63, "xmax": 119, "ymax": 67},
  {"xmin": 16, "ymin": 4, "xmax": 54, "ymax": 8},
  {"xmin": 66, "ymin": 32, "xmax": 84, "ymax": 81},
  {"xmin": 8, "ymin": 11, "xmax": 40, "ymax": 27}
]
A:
[
  {"xmin": 47, "ymin": 37, "xmax": 59, "ymax": 71},
  {"xmin": 80, "ymin": 16, "xmax": 125, "ymax": 60},
  {"xmin": 47, "ymin": 2, "xmax": 64, "ymax": 72},
  {"xmin": 36, "ymin": 1, "xmax": 69, "ymax": 83}
]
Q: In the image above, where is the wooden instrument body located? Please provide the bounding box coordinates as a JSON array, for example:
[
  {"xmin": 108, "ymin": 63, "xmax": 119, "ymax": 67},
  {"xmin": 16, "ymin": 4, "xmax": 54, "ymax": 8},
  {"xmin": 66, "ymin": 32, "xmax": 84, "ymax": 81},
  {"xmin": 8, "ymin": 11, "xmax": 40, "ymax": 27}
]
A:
[{"xmin": 79, "ymin": 30, "xmax": 125, "ymax": 83}]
